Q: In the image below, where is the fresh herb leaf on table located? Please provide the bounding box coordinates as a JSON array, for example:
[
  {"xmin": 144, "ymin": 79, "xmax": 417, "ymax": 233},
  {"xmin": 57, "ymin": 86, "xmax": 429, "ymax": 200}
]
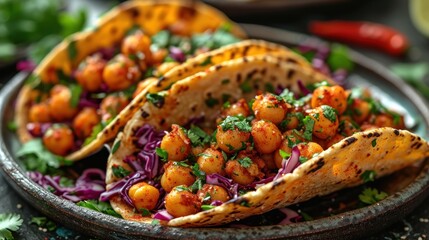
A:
[
  {"xmin": 0, "ymin": 213, "xmax": 23, "ymax": 240},
  {"xmin": 390, "ymin": 62, "xmax": 429, "ymax": 99},
  {"xmin": 77, "ymin": 200, "xmax": 122, "ymax": 218}
]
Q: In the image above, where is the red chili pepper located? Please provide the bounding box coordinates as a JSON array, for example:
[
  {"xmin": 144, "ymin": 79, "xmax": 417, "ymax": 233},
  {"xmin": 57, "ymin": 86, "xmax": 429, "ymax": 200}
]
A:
[{"xmin": 309, "ymin": 20, "xmax": 409, "ymax": 57}]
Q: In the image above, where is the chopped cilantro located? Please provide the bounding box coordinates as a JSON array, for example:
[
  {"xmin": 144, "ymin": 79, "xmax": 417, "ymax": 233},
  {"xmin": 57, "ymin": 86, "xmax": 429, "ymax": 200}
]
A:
[
  {"xmin": 76, "ymin": 200, "xmax": 122, "ymax": 218},
  {"xmin": 112, "ymin": 165, "xmax": 131, "ymax": 178},
  {"xmin": 201, "ymin": 205, "xmax": 215, "ymax": 211},
  {"xmin": 359, "ymin": 187, "xmax": 388, "ymax": 205},
  {"xmin": 111, "ymin": 140, "xmax": 121, "ymax": 154},
  {"xmin": 156, "ymin": 148, "xmax": 168, "ymax": 161},
  {"xmin": 69, "ymin": 84, "xmax": 82, "ymax": 108},
  {"xmin": 175, "ymin": 185, "xmax": 189, "ymax": 192},
  {"xmin": 302, "ymin": 116, "xmax": 315, "ymax": 141},
  {"xmin": 59, "ymin": 177, "xmax": 74, "ymax": 187},
  {"xmin": 146, "ymin": 92, "xmax": 166, "ymax": 108},
  {"xmin": 187, "ymin": 126, "xmax": 211, "ymax": 147},
  {"xmin": 16, "ymin": 139, "xmax": 70, "ymax": 174},
  {"xmin": 140, "ymin": 208, "xmax": 151, "ymax": 217},
  {"xmin": 219, "ymin": 116, "xmax": 251, "ymax": 132},
  {"xmin": 151, "ymin": 219, "xmax": 160, "ymax": 225},
  {"xmin": 265, "ymin": 83, "xmax": 275, "ymax": 93},
  {"xmin": 371, "ymin": 139, "xmax": 377, "ymax": 147},
  {"xmin": 30, "ymin": 216, "xmax": 56, "ymax": 231},
  {"xmin": 192, "ymin": 163, "xmax": 206, "ymax": 179},
  {"xmin": 173, "ymin": 161, "xmax": 190, "ymax": 168},
  {"xmin": 190, "ymin": 178, "xmax": 204, "ymax": 192},
  {"xmin": 67, "ymin": 40, "xmax": 77, "ymax": 61},
  {"xmin": 223, "ymin": 101, "xmax": 231, "ymax": 109},
  {"xmin": 240, "ymin": 201, "xmax": 251, "ymax": 207},
  {"xmin": 327, "ymin": 44, "xmax": 354, "ymax": 71},
  {"xmin": 205, "ymin": 97, "xmax": 219, "ymax": 108},
  {"xmin": 238, "ymin": 157, "xmax": 252, "ymax": 168},
  {"xmin": 279, "ymin": 149, "xmax": 290, "ymax": 159},
  {"xmin": 321, "ymin": 105, "xmax": 337, "ymax": 123},
  {"xmin": 151, "ymin": 30, "xmax": 170, "ymax": 49},
  {"xmin": 200, "ymin": 56, "xmax": 212, "ymax": 66},
  {"xmin": 361, "ymin": 170, "xmax": 376, "ymax": 183},
  {"xmin": 307, "ymin": 80, "xmax": 331, "ymax": 92},
  {"xmin": 240, "ymin": 78, "xmax": 253, "ymax": 93},
  {"xmin": 221, "ymin": 79, "xmax": 230, "ymax": 85},
  {"xmin": 0, "ymin": 213, "xmax": 23, "ymax": 239},
  {"xmin": 7, "ymin": 121, "xmax": 17, "ymax": 131},
  {"xmin": 221, "ymin": 151, "xmax": 228, "ymax": 161}
]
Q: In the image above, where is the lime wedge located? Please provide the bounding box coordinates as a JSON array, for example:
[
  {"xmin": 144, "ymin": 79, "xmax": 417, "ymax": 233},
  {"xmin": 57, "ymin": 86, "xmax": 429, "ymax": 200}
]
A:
[{"xmin": 410, "ymin": 0, "xmax": 429, "ymax": 37}]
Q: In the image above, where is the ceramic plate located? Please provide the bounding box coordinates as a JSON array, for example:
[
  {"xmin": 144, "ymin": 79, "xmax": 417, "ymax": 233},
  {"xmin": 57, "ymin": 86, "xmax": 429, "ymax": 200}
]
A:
[{"xmin": 1, "ymin": 24, "xmax": 429, "ymax": 240}]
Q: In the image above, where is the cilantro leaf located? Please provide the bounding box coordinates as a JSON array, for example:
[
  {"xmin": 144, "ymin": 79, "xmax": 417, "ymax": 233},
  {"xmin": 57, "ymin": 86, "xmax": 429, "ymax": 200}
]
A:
[
  {"xmin": 68, "ymin": 84, "xmax": 82, "ymax": 108},
  {"xmin": 16, "ymin": 139, "xmax": 69, "ymax": 174},
  {"xmin": 321, "ymin": 105, "xmax": 337, "ymax": 123},
  {"xmin": 302, "ymin": 116, "xmax": 315, "ymax": 141},
  {"xmin": 111, "ymin": 140, "xmax": 121, "ymax": 154},
  {"xmin": 155, "ymin": 148, "xmax": 168, "ymax": 161},
  {"xmin": 199, "ymin": 56, "xmax": 212, "ymax": 66},
  {"xmin": 146, "ymin": 92, "xmax": 167, "ymax": 108},
  {"xmin": 140, "ymin": 208, "xmax": 151, "ymax": 217},
  {"xmin": 0, "ymin": 213, "xmax": 23, "ymax": 240},
  {"xmin": 371, "ymin": 139, "xmax": 377, "ymax": 147},
  {"xmin": 201, "ymin": 205, "xmax": 215, "ymax": 211},
  {"xmin": 112, "ymin": 165, "xmax": 131, "ymax": 178},
  {"xmin": 77, "ymin": 200, "xmax": 122, "ymax": 218},
  {"xmin": 30, "ymin": 216, "xmax": 56, "ymax": 231},
  {"xmin": 361, "ymin": 170, "xmax": 376, "ymax": 183},
  {"xmin": 391, "ymin": 62, "xmax": 429, "ymax": 99},
  {"xmin": 219, "ymin": 116, "xmax": 251, "ymax": 132},
  {"xmin": 238, "ymin": 157, "xmax": 252, "ymax": 168},
  {"xmin": 279, "ymin": 149, "xmax": 290, "ymax": 159},
  {"xmin": 192, "ymin": 163, "xmax": 206, "ymax": 179},
  {"xmin": 359, "ymin": 187, "xmax": 388, "ymax": 205},
  {"xmin": 187, "ymin": 126, "xmax": 211, "ymax": 147},
  {"xmin": 327, "ymin": 44, "xmax": 354, "ymax": 71}
]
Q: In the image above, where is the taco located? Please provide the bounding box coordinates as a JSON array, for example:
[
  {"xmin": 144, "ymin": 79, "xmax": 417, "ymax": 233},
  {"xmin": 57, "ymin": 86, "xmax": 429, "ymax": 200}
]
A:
[
  {"xmin": 14, "ymin": 0, "xmax": 248, "ymax": 161},
  {"xmin": 101, "ymin": 52, "xmax": 429, "ymax": 227}
]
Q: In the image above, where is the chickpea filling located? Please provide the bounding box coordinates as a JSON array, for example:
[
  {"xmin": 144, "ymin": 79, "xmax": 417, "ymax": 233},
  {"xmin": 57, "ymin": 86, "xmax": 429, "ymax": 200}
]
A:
[
  {"xmin": 24, "ymin": 27, "xmax": 240, "ymax": 156},
  {"xmin": 116, "ymin": 82, "xmax": 405, "ymax": 219}
]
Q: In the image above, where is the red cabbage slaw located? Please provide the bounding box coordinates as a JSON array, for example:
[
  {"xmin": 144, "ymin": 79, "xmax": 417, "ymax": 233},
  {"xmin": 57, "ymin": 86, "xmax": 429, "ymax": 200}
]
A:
[
  {"xmin": 28, "ymin": 168, "xmax": 106, "ymax": 202},
  {"xmin": 101, "ymin": 123, "xmax": 303, "ymax": 222}
]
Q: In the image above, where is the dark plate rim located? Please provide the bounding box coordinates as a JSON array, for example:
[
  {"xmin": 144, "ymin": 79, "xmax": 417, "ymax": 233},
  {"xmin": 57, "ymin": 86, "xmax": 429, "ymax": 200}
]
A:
[{"xmin": 1, "ymin": 24, "xmax": 429, "ymax": 240}]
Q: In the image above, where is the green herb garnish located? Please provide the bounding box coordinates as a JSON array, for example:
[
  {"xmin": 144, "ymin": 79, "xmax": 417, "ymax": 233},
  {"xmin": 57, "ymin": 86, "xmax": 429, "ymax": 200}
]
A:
[
  {"xmin": 321, "ymin": 105, "xmax": 337, "ymax": 123},
  {"xmin": 219, "ymin": 116, "xmax": 251, "ymax": 132},
  {"xmin": 361, "ymin": 170, "xmax": 376, "ymax": 183},
  {"xmin": 0, "ymin": 213, "xmax": 23, "ymax": 239},
  {"xmin": 359, "ymin": 187, "xmax": 388, "ymax": 205},
  {"xmin": 112, "ymin": 165, "xmax": 131, "ymax": 178},
  {"xmin": 238, "ymin": 157, "xmax": 252, "ymax": 168}
]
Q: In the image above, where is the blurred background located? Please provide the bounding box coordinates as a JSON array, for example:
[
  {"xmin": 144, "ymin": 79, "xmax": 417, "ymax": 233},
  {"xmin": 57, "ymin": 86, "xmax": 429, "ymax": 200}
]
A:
[{"xmin": 0, "ymin": 0, "xmax": 428, "ymax": 239}]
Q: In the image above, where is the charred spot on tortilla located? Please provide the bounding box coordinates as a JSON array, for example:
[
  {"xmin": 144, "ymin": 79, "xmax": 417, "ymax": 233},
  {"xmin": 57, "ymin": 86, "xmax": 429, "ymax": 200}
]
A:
[
  {"xmin": 215, "ymin": 65, "xmax": 223, "ymax": 71},
  {"xmin": 306, "ymin": 158, "xmax": 325, "ymax": 174},
  {"xmin": 343, "ymin": 136, "xmax": 357, "ymax": 147},
  {"xmin": 411, "ymin": 141, "xmax": 423, "ymax": 149},
  {"xmin": 246, "ymin": 69, "xmax": 259, "ymax": 80},
  {"xmin": 287, "ymin": 69, "xmax": 296, "ymax": 79}
]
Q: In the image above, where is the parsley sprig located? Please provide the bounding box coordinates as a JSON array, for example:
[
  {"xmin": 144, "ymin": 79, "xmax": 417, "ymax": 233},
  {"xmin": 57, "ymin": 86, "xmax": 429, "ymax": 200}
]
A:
[
  {"xmin": 219, "ymin": 116, "xmax": 251, "ymax": 132},
  {"xmin": 0, "ymin": 213, "xmax": 23, "ymax": 240}
]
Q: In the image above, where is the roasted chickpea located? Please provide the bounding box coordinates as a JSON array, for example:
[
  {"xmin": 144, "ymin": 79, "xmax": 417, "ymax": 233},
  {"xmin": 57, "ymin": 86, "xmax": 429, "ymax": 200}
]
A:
[
  {"xmin": 161, "ymin": 162, "xmax": 195, "ymax": 192},
  {"xmin": 99, "ymin": 95, "xmax": 129, "ymax": 122},
  {"xmin": 251, "ymin": 120, "xmax": 282, "ymax": 154},
  {"xmin": 151, "ymin": 48, "xmax": 168, "ymax": 65},
  {"xmin": 339, "ymin": 116, "xmax": 360, "ymax": 137},
  {"xmin": 350, "ymin": 98, "xmax": 371, "ymax": 123},
  {"xmin": 216, "ymin": 125, "xmax": 250, "ymax": 153},
  {"xmin": 197, "ymin": 184, "xmax": 230, "ymax": 204},
  {"xmin": 75, "ymin": 54, "xmax": 106, "ymax": 92},
  {"xmin": 370, "ymin": 113, "xmax": 405, "ymax": 129},
  {"xmin": 48, "ymin": 85, "xmax": 78, "ymax": 121},
  {"xmin": 128, "ymin": 182, "xmax": 160, "ymax": 211},
  {"xmin": 298, "ymin": 142, "xmax": 324, "ymax": 159},
  {"xmin": 261, "ymin": 153, "xmax": 276, "ymax": 170},
  {"xmin": 132, "ymin": 78, "xmax": 158, "ymax": 98},
  {"xmin": 42, "ymin": 124, "xmax": 74, "ymax": 156},
  {"xmin": 307, "ymin": 105, "xmax": 339, "ymax": 140},
  {"xmin": 121, "ymin": 30, "xmax": 152, "ymax": 64},
  {"xmin": 103, "ymin": 54, "xmax": 141, "ymax": 91},
  {"xmin": 165, "ymin": 186, "xmax": 201, "ymax": 218},
  {"xmin": 197, "ymin": 148, "xmax": 225, "ymax": 175},
  {"xmin": 311, "ymin": 85, "xmax": 348, "ymax": 114},
  {"xmin": 155, "ymin": 62, "xmax": 180, "ymax": 77},
  {"xmin": 29, "ymin": 102, "xmax": 51, "ymax": 123},
  {"xmin": 221, "ymin": 98, "xmax": 250, "ymax": 119},
  {"xmin": 282, "ymin": 111, "xmax": 302, "ymax": 130},
  {"xmin": 160, "ymin": 124, "xmax": 191, "ymax": 161},
  {"xmin": 252, "ymin": 93, "xmax": 287, "ymax": 124},
  {"xmin": 72, "ymin": 108, "xmax": 100, "ymax": 139},
  {"xmin": 225, "ymin": 158, "xmax": 261, "ymax": 185}
]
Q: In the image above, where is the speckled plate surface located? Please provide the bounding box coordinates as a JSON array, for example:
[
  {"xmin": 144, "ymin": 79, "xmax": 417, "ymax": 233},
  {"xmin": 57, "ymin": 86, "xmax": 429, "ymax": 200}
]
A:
[{"xmin": 1, "ymin": 25, "xmax": 429, "ymax": 240}]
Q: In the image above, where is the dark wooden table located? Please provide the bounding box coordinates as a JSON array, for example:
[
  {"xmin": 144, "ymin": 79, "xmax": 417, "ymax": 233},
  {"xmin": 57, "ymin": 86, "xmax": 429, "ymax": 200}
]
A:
[{"xmin": 1, "ymin": 0, "xmax": 428, "ymax": 239}]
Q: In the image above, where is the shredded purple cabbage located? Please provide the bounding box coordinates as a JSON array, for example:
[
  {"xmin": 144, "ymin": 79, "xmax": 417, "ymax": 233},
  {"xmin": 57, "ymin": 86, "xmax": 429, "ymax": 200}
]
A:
[
  {"xmin": 26, "ymin": 123, "xmax": 52, "ymax": 137},
  {"xmin": 153, "ymin": 210, "xmax": 173, "ymax": 221},
  {"xmin": 274, "ymin": 146, "xmax": 301, "ymax": 181},
  {"xmin": 211, "ymin": 200, "xmax": 223, "ymax": 206},
  {"xmin": 28, "ymin": 169, "xmax": 106, "ymax": 202},
  {"xmin": 78, "ymin": 91, "xmax": 100, "ymax": 109},
  {"xmin": 16, "ymin": 60, "xmax": 36, "ymax": 72},
  {"xmin": 100, "ymin": 124, "xmax": 165, "ymax": 209},
  {"xmin": 206, "ymin": 173, "xmax": 239, "ymax": 199},
  {"xmin": 97, "ymin": 47, "xmax": 116, "ymax": 60},
  {"xmin": 169, "ymin": 46, "xmax": 186, "ymax": 63},
  {"xmin": 297, "ymin": 80, "xmax": 311, "ymax": 96}
]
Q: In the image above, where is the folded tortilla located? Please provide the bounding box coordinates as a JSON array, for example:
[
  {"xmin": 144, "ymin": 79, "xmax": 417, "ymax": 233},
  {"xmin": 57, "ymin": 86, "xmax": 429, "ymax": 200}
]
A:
[
  {"xmin": 105, "ymin": 52, "xmax": 429, "ymax": 227},
  {"xmin": 15, "ymin": 0, "xmax": 247, "ymax": 161}
]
